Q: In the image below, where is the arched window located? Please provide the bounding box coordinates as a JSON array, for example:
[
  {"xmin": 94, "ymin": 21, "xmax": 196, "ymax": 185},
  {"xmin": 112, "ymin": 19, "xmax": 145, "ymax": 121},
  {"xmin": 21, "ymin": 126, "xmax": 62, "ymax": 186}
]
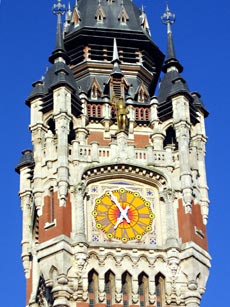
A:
[
  {"xmin": 87, "ymin": 104, "xmax": 102, "ymax": 118},
  {"xmin": 139, "ymin": 89, "xmax": 144, "ymax": 102},
  {"xmin": 135, "ymin": 108, "xmax": 150, "ymax": 121},
  {"xmin": 68, "ymin": 121, "xmax": 75, "ymax": 145},
  {"xmin": 92, "ymin": 85, "xmax": 97, "ymax": 99},
  {"xmin": 47, "ymin": 118, "xmax": 55, "ymax": 135},
  {"xmin": 122, "ymin": 272, "xmax": 132, "ymax": 307},
  {"xmin": 163, "ymin": 126, "xmax": 178, "ymax": 150},
  {"xmin": 155, "ymin": 273, "xmax": 165, "ymax": 307},
  {"xmin": 140, "ymin": 108, "xmax": 144, "ymax": 120},
  {"xmin": 92, "ymin": 105, "xmax": 97, "ymax": 117},
  {"xmin": 97, "ymin": 105, "xmax": 102, "ymax": 117},
  {"xmin": 105, "ymin": 271, "xmax": 115, "ymax": 307},
  {"xmin": 119, "ymin": 8, "xmax": 129, "ymax": 25},
  {"xmin": 88, "ymin": 270, "xmax": 98, "ymax": 307},
  {"xmin": 96, "ymin": 7, "xmax": 105, "ymax": 23},
  {"xmin": 138, "ymin": 273, "xmax": 149, "ymax": 307}
]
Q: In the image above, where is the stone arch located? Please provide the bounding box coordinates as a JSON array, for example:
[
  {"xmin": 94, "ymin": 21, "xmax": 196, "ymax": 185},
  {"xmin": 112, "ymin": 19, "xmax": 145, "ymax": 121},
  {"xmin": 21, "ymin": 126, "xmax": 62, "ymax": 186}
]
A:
[
  {"xmin": 49, "ymin": 265, "xmax": 58, "ymax": 285},
  {"xmin": 82, "ymin": 163, "xmax": 171, "ymax": 192},
  {"xmin": 68, "ymin": 120, "xmax": 75, "ymax": 144},
  {"xmin": 105, "ymin": 270, "xmax": 116, "ymax": 305},
  {"xmin": 88, "ymin": 269, "xmax": 99, "ymax": 304},
  {"xmin": 163, "ymin": 125, "xmax": 178, "ymax": 150},
  {"xmin": 138, "ymin": 272, "xmax": 149, "ymax": 307},
  {"xmin": 122, "ymin": 271, "xmax": 132, "ymax": 306},
  {"xmin": 47, "ymin": 117, "xmax": 55, "ymax": 135},
  {"xmin": 155, "ymin": 272, "xmax": 166, "ymax": 307}
]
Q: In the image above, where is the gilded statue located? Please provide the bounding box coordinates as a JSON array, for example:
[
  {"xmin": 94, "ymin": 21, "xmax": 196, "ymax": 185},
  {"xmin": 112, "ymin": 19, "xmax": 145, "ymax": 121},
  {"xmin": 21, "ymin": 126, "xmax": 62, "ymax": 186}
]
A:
[{"xmin": 111, "ymin": 94, "xmax": 129, "ymax": 132}]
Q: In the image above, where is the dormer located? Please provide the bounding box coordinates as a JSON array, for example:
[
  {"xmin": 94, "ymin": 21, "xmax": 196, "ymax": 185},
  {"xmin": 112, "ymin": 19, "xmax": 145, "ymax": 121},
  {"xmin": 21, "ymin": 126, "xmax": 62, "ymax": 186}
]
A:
[
  {"xmin": 96, "ymin": 5, "xmax": 106, "ymax": 23},
  {"xmin": 89, "ymin": 78, "xmax": 102, "ymax": 100},
  {"xmin": 118, "ymin": 6, "xmax": 129, "ymax": 25},
  {"xmin": 135, "ymin": 82, "xmax": 149, "ymax": 103}
]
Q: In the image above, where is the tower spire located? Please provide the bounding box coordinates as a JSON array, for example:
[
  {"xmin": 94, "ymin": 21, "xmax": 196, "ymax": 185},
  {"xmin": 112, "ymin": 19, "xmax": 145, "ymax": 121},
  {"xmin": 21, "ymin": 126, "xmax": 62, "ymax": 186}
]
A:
[
  {"xmin": 49, "ymin": 0, "xmax": 70, "ymax": 64},
  {"xmin": 111, "ymin": 38, "xmax": 123, "ymax": 77},
  {"xmin": 112, "ymin": 38, "xmax": 120, "ymax": 64},
  {"xmin": 161, "ymin": 2, "xmax": 183, "ymax": 72}
]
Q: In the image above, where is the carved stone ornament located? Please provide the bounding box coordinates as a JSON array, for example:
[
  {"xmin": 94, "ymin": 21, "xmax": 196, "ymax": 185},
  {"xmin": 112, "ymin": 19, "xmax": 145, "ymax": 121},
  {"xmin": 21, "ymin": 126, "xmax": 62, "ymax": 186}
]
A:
[
  {"xmin": 160, "ymin": 188, "xmax": 175, "ymax": 203},
  {"xmin": 188, "ymin": 280, "xmax": 198, "ymax": 291},
  {"xmin": 98, "ymin": 291, "xmax": 105, "ymax": 302},
  {"xmin": 74, "ymin": 182, "xmax": 86, "ymax": 196},
  {"xmin": 75, "ymin": 252, "xmax": 88, "ymax": 272},
  {"xmin": 167, "ymin": 249, "xmax": 180, "ymax": 278},
  {"xmin": 132, "ymin": 293, "xmax": 139, "ymax": 304},
  {"xmin": 115, "ymin": 292, "xmax": 122, "ymax": 303},
  {"xmin": 149, "ymin": 293, "xmax": 156, "ymax": 304}
]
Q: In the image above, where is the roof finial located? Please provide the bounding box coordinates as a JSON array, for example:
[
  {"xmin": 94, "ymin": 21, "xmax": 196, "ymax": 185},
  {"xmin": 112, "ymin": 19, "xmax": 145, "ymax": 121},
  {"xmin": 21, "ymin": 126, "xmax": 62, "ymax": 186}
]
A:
[
  {"xmin": 161, "ymin": 2, "xmax": 183, "ymax": 73},
  {"xmin": 49, "ymin": 0, "xmax": 70, "ymax": 64},
  {"xmin": 141, "ymin": 4, "xmax": 144, "ymax": 13},
  {"xmin": 161, "ymin": 2, "xmax": 175, "ymax": 34},
  {"xmin": 53, "ymin": 0, "xmax": 66, "ymax": 17},
  {"xmin": 52, "ymin": 0, "xmax": 66, "ymax": 51},
  {"xmin": 65, "ymin": 1, "xmax": 72, "ymax": 21}
]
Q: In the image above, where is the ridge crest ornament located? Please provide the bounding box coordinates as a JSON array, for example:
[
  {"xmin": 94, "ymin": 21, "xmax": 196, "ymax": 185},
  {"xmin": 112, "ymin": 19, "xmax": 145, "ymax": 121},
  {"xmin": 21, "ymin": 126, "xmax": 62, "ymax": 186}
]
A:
[{"xmin": 92, "ymin": 188, "xmax": 155, "ymax": 242}]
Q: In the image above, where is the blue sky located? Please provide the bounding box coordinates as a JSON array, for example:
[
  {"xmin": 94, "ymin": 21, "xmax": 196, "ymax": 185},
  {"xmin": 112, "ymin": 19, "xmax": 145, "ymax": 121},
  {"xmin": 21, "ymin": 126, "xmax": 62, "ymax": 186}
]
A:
[{"xmin": 0, "ymin": 0, "xmax": 229, "ymax": 306}]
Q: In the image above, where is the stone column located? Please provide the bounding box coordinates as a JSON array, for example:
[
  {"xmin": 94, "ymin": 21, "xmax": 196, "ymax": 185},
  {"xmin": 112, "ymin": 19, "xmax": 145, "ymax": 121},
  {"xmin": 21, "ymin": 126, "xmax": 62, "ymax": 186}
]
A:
[
  {"xmin": 55, "ymin": 114, "xmax": 70, "ymax": 206},
  {"xmin": 72, "ymin": 183, "xmax": 86, "ymax": 242},
  {"xmin": 52, "ymin": 275, "xmax": 72, "ymax": 307},
  {"xmin": 160, "ymin": 189, "xmax": 178, "ymax": 247},
  {"xmin": 175, "ymin": 122, "xmax": 193, "ymax": 213},
  {"xmin": 91, "ymin": 141, "xmax": 99, "ymax": 162},
  {"xmin": 45, "ymin": 130, "xmax": 56, "ymax": 164},
  {"xmin": 150, "ymin": 125, "xmax": 165, "ymax": 151},
  {"xmin": 116, "ymin": 131, "xmax": 128, "ymax": 162},
  {"xmin": 31, "ymin": 126, "xmax": 45, "ymax": 214},
  {"xmin": 21, "ymin": 193, "xmax": 32, "ymax": 278},
  {"xmin": 172, "ymin": 95, "xmax": 192, "ymax": 213},
  {"xmin": 195, "ymin": 135, "xmax": 209, "ymax": 224}
]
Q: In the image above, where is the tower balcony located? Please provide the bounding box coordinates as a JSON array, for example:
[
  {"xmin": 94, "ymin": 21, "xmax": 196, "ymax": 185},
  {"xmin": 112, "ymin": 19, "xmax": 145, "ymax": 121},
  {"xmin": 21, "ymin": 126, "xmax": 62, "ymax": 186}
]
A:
[{"xmin": 71, "ymin": 143, "xmax": 179, "ymax": 169}]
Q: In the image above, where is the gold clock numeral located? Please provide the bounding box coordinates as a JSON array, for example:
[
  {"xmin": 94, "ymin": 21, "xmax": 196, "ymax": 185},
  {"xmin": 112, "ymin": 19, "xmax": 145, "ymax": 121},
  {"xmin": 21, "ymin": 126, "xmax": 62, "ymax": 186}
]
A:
[{"xmin": 92, "ymin": 210, "xmax": 97, "ymax": 217}]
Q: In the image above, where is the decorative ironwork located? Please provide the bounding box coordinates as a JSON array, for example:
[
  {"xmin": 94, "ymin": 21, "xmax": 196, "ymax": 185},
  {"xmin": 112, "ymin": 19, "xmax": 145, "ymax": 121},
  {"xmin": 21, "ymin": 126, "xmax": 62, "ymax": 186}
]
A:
[
  {"xmin": 52, "ymin": 0, "xmax": 66, "ymax": 16},
  {"xmin": 161, "ymin": 3, "xmax": 175, "ymax": 32}
]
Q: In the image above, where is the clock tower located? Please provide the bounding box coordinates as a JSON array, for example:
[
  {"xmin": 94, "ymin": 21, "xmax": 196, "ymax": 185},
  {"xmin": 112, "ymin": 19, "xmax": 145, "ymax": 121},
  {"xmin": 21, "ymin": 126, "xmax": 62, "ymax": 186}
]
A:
[{"xmin": 16, "ymin": 1, "xmax": 210, "ymax": 307}]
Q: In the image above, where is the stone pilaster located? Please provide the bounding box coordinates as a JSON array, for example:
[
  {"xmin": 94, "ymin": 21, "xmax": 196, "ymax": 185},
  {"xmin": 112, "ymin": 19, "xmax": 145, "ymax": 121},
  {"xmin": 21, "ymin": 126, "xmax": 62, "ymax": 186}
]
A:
[
  {"xmin": 160, "ymin": 189, "xmax": 178, "ymax": 247},
  {"xmin": 72, "ymin": 183, "xmax": 86, "ymax": 242},
  {"xmin": 175, "ymin": 122, "xmax": 193, "ymax": 213}
]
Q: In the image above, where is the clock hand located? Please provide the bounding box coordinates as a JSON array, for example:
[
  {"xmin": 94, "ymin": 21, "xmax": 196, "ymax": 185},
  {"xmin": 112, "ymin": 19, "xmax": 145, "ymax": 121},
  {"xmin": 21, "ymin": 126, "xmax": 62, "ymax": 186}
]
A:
[
  {"xmin": 109, "ymin": 191, "xmax": 130, "ymax": 228},
  {"xmin": 114, "ymin": 206, "xmax": 130, "ymax": 229},
  {"xmin": 110, "ymin": 192, "xmax": 130, "ymax": 218},
  {"xmin": 114, "ymin": 215, "xmax": 123, "ymax": 229},
  {"xmin": 122, "ymin": 206, "xmax": 130, "ymax": 223},
  {"xmin": 109, "ymin": 191, "xmax": 123, "ymax": 212}
]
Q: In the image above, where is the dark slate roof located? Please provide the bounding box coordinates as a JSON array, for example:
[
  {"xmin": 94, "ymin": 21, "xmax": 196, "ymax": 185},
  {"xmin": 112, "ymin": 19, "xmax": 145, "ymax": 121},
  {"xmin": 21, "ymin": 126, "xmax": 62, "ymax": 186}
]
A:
[
  {"xmin": 27, "ymin": 62, "xmax": 78, "ymax": 104},
  {"xmin": 158, "ymin": 69, "xmax": 191, "ymax": 103},
  {"xmin": 192, "ymin": 92, "xmax": 209, "ymax": 117},
  {"xmin": 43, "ymin": 62, "xmax": 77, "ymax": 92},
  {"xmin": 15, "ymin": 150, "xmax": 34, "ymax": 174},
  {"xmin": 68, "ymin": 0, "xmax": 145, "ymax": 34}
]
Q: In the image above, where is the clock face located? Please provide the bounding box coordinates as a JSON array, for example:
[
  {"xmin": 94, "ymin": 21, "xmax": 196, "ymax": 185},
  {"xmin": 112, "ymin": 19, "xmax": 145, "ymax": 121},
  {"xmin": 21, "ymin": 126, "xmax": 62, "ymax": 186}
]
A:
[{"xmin": 92, "ymin": 188, "xmax": 155, "ymax": 243}]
